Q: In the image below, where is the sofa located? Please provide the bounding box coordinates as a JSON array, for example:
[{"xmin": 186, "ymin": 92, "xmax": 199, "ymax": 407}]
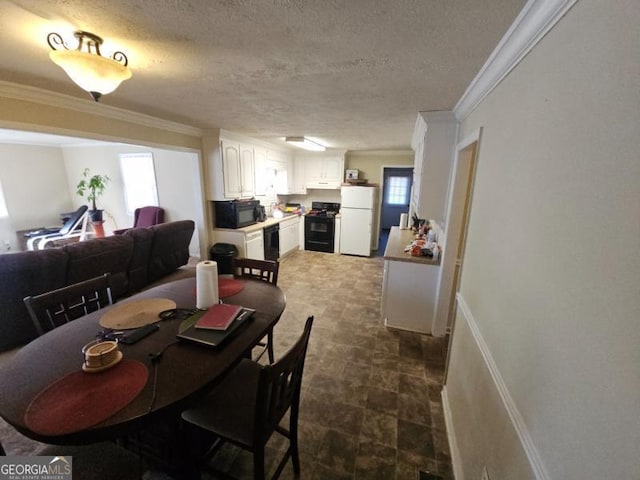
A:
[{"xmin": 0, "ymin": 220, "xmax": 196, "ymax": 351}]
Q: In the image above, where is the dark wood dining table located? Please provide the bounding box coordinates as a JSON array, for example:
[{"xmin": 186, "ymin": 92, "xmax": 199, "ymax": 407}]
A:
[{"xmin": 0, "ymin": 276, "xmax": 286, "ymax": 447}]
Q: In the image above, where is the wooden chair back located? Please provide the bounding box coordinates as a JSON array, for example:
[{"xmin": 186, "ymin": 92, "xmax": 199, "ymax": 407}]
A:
[
  {"xmin": 23, "ymin": 273, "xmax": 113, "ymax": 336},
  {"xmin": 233, "ymin": 258, "xmax": 279, "ymax": 285},
  {"xmin": 254, "ymin": 316, "xmax": 313, "ymax": 443}
]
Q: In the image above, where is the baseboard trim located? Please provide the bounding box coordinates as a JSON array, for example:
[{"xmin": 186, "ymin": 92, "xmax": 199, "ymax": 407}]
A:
[
  {"xmin": 441, "ymin": 386, "xmax": 464, "ymax": 480},
  {"xmin": 456, "ymin": 293, "xmax": 550, "ymax": 480}
]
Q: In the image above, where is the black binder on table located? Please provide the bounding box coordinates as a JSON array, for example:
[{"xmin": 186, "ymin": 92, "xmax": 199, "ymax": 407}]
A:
[{"xmin": 176, "ymin": 308, "xmax": 254, "ymax": 348}]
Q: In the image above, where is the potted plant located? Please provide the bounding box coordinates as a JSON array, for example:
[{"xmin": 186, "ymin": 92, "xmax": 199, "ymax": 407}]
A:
[{"xmin": 76, "ymin": 168, "xmax": 110, "ymax": 222}]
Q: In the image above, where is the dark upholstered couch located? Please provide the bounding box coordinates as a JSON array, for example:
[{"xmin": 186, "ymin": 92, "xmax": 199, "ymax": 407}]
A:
[{"xmin": 0, "ymin": 220, "xmax": 196, "ymax": 351}]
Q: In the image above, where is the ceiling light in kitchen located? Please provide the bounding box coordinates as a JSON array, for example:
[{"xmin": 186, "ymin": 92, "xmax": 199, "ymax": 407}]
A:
[{"xmin": 285, "ymin": 136, "xmax": 326, "ymax": 152}]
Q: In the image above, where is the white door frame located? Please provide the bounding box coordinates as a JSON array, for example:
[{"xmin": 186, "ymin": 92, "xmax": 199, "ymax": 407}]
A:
[
  {"xmin": 377, "ymin": 164, "xmax": 413, "ymax": 250},
  {"xmin": 431, "ymin": 128, "xmax": 482, "ymax": 337}
]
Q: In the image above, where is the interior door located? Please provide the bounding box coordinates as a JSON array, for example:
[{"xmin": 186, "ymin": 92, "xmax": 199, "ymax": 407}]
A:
[{"xmin": 380, "ymin": 167, "xmax": 413, "ymax": 229}]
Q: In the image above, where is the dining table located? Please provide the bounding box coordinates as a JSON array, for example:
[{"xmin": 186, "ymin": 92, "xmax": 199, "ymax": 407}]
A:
[{"xmin": 0, "ymin": 275, "xmax": 286, "ymax": 450}]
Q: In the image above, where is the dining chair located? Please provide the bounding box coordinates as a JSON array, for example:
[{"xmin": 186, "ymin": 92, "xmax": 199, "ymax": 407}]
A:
[
  {"xmin": 233, "ymin": 257, "xmax": 280, "ymax": 363},
  {"xmin": 181, "ymin": 316, "xmax": 314, "ymax": 480},
  {"xmin": 23, "ymin": 273, "xmax": 113, "ymax": 336}
]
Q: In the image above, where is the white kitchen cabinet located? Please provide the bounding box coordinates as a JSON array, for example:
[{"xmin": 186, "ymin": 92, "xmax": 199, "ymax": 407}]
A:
[
  {"xmin": 278, "ymin": 216, "xmax": 300, "ymax": 257},
  {"xmin": 245, "ymin": 230, "xmax": 265, "ymax": 260},
  {"xmin": 254, "ymin": 147, "xmax": 269, "ymax": 196},
  {"xmin": 292, "ymin": 158, "xmax": 307, "ymax": 194},
  {"xmin": 334, "ymin": 214, "xmax": 341, "ymax": 254},
  {"xmin": 212, "ymin": 228, "xmax": 264, "ymax": 260},
  {"xmin": 303, "ymin": 155, "xmax": 345, "ymax": 189},
  {"xmin": 271, "ymin": 154, "xmax": 307, "ymax": 195},
  {"xmin": 221, "ymin": 140, "xmax": 255, "ymax": 199},
  {"xmin": 381, "ymin": 227, "xmax": 440, "ymax": 334},
  {"xmin": 410, "ymin": 112, "xmax": 458, "ymax": 224},
  {"xmin": 267, "ymin": 150, "xmax": 290, "ymax": 195}
]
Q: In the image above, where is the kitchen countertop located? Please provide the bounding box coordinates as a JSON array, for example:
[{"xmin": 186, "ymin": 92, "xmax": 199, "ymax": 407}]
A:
[
  {"xmin": 383, "ymin": 226, "xmax": 441, "ymax": 266},
  {"xmin": 214, "ymin": 213, "xmax": 303, "ymax": 234}
]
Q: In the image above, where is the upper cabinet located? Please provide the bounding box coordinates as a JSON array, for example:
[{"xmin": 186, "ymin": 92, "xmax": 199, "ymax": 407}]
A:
[
  {"xmin": 411, "ymin": 112, "xmax": 458, "ymax": 224},
  {"xmin": 221, "ymin": 140, "xmax": 255, "ymax": 199},
  {"xmin": 302, "ymin": 154, "xmax": 345, "ymax": 189},
  {"xmin": 203, "ymin": 131, "xmax": 344, "ymax": 200},
  {"xmin": 254, "ymin": 147, "xmax": 269, "ymax": 196},
  {"xmin": 205, "ymin": 132, "xmax": 293, "ymax": 200}
]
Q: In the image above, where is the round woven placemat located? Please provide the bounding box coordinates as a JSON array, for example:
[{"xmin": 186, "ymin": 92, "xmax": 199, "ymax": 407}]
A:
[{"xmin": 99, "ymin": 298, "xmax": 176, "ymax": 330}]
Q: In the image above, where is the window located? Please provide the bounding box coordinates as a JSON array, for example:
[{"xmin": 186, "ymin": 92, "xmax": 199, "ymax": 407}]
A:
[
  {"xmin": 119, "ymin": 153, "xmax": 158, "ymax": 214},
  {"xmin": 0, "ymin": 178, "xmax": 8, "ymax": 217},
  {"xmin": 386, "ymin": 176, "xmax": 410, "ymax": 205}
]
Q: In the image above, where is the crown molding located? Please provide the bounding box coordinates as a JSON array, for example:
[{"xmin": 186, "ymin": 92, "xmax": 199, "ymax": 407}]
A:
[
  {"xmin": 454, "ymin": 0, "xmax": 579, "ymax": 121},
  {"xmin": 347, "ymin": 149, "xmax": 413, "ymax": 157},
  {"xmin": 0, "ymin": 81, "xmax": 204, "ymax": 137}
]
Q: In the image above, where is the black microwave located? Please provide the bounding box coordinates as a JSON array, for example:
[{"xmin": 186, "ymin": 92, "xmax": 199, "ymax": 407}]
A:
[{"xmin": 214, "ymin": 199, "xmax": 260, "ymax": 229}]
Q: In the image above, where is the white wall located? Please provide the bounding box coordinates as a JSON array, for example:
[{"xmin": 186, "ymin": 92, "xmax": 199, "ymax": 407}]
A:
[
  {"xmin": 62, "ymin": 144, "xmax": 205, "ymax": 257},
  {"xmin": 446, "ymin": 1, "xmax": 640, "ymax": 479},
  {"xmin": 0, "ymin": 144, "xmax": 73, "ymax": 251}
]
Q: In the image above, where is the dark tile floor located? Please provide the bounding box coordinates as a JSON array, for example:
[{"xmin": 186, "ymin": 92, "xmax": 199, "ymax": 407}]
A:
[
  {"xmin": 243, "ymin": 250, "xmax": 454, "ymax": 480},
  {"xmin": 0, "ymin": 250, "xmax": 453, "ymax": 480}
]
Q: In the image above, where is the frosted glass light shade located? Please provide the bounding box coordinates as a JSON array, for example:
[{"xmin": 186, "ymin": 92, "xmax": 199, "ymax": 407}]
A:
[{"xmin": 49, "ymin": 49, "xmax": 132, "ymax": 97}]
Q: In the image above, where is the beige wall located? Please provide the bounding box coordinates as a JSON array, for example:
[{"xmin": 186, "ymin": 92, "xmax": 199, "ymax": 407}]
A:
[
  {"xmin": 446, "ymin": 1, "xmax": 640, "ymax": 479},
  {"xmin": 62, "ymin": 144, "xmax": 205, "ymax": 257},
  {"xmin": 346, "ymin": 151, "xmax": 413, "ymax": 186},
  {"xmin": 0, "ymin": 144, "xmax": 74, "ymax": 251},
  {"xmin": 0, "ymin": 94, "xmax": 201, "ymax": 151},
  {"xmin": 0, "ymin": 87, "xmax": 207, "ymax": 256}
]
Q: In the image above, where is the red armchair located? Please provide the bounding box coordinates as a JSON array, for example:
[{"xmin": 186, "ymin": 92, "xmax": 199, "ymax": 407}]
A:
[{"xmin": 113, "ymin": 206, "xmax": 165, "ymax": 235}]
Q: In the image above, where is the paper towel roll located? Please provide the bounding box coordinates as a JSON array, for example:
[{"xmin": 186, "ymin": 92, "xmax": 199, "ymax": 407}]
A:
[
  {"xmin": 399, "ymin": 213, "xmax": 408, "ymax": 229},
  {"xmin": 196, "ymin": 260, "xmax": 219, "ymax": 309}
]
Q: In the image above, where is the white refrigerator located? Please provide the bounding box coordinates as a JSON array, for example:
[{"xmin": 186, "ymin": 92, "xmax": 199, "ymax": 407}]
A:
[{"xmin": 340, "ymin": 186, "xmax": 377, "ymax": 257}]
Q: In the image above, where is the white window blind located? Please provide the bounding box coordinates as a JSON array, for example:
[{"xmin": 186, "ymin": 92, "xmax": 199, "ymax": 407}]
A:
[
  {"xmin": 386, "ymin": 176, "xmax": 410, "ymax": 205},
  {"xmin": 0, "ymin": 178, "xmax": 8, "ymax": 217},
  {"xmin": 119, "ymin": 153, "xmax": 158, "ymax": 215}
]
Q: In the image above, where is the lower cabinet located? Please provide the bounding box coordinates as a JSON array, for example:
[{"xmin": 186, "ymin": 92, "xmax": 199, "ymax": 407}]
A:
[
  {"xmin": 279, "ymin": 216, "xmax": 300, "ymax": 258},
  {"xmin": 212, "ymin": 228, "xmax": 264, "ymax": 261},
  {"xmin": 381, "ymin": 259, "xmax": 439, "ymax": 334},
  {"xmin": 381, "ymin": 228, "xmax": 440, "ymax": 334},
  {"xmin": 245, "ymin": 230, "xmax": 265, "ymax": 260}
]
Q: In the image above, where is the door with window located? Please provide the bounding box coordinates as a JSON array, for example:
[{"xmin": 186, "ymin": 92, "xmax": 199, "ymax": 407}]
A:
[{"xmin": 380, "ymin": 167, "xmax": 413, "ymax": 229}]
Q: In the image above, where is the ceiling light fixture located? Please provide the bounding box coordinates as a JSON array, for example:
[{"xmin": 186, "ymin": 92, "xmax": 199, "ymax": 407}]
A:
[
  {"xmin": 47, "ymin": 30, "xmax": 132, "ymax": 102},
  {"xmin": 285, "ymin": 136, "xmax": 326, "ymax": 152}
]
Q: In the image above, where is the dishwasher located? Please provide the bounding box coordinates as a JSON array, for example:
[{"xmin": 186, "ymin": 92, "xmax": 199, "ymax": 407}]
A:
[
  {"xmin": 263, "ymin": 223, "xmax": 280, "ymax": 261},
  {"xmin": 245, "ymin": 230, "xmax": 265, "ymax": 260}
]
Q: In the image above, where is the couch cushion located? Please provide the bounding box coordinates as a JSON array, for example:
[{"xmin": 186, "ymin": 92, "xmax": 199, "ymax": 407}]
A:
[
  {"xmin": 64, "ymin": 235, "xmax": 134, "ymax": 300},
  {"xmin": 0, "ymin": 249, "xmax": 69, "ymax": 349},
  {"xmin": 123, "ymin": 227, "xmax": 154, "ymax": 294},
  {"xmin": 148, "ymin": 220, "xmax": 195, "ymax": 283}
]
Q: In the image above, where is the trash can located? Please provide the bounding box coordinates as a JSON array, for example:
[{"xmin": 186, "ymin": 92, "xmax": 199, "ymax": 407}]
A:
[{"xmin": 209, "ymin": 243, "xmax": 238, "ymax": 275}]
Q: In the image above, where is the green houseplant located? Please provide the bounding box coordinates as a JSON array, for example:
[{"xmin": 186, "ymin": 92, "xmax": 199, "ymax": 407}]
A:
[{"xmin": 76, "ymin": 168, "xmax": 110, "ymax": 222}]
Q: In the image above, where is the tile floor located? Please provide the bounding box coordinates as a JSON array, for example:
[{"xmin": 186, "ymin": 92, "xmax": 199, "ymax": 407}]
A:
[
  {"xmin": 215, "ymin": 249, "xmax": 453, "ymax": 480},
  {"xmin": 0, "ymin": 249, "xmax": 453, "ymax": 480}
]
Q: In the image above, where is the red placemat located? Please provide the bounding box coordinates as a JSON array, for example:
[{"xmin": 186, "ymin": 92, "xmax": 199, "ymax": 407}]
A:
[
  {"xmin": 218, "ymin": 278, "xmax": 244, "ymax": 298},
  {"xmin": 25, "ymin": 359, "xmax": 148, "ymax": 436}
]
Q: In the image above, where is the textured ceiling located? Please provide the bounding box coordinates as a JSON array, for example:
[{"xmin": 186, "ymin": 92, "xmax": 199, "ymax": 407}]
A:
[{"xmin": 1, "ymin": 0, "xmax": 524, "ymax": 150}]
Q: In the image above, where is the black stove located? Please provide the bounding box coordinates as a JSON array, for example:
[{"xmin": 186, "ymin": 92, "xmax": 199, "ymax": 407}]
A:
[
  {"xmin": 306, "ymin": 202, "xmax": 340, "ymax": 217},
  {"xmin": 304, "ymin": 202, "xmax": 340, "ymax": 253}
]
